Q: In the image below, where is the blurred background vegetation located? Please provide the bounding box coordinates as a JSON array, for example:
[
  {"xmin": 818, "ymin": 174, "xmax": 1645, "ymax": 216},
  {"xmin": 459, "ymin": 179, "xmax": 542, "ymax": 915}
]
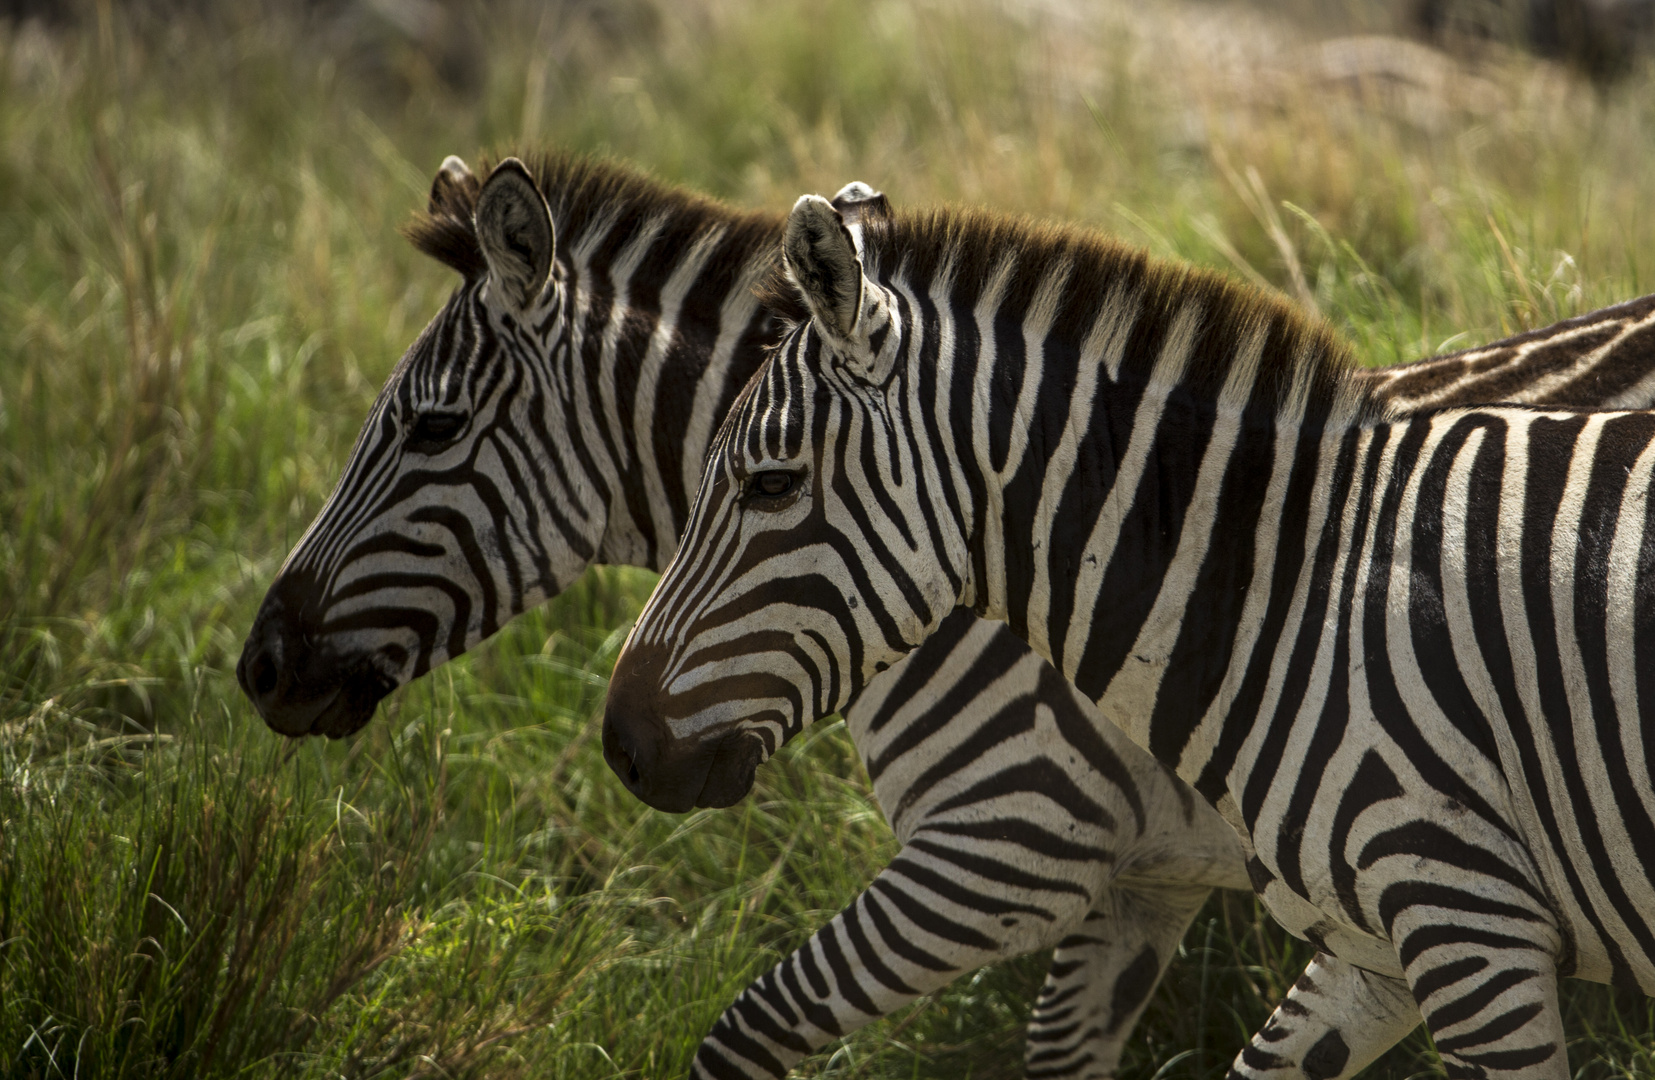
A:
[{"xmin": 2, "ymin": 0, "xmax": 1653, "ymax": 1076}]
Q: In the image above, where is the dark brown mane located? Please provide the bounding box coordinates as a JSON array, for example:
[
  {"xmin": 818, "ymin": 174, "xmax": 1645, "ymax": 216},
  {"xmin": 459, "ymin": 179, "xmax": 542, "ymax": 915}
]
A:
[
  {"xmin": 762, "ymin": 205, "xmax": 1381, "ymax": 424},
  {"xmin": 754, "ymin": 263, "xmax": 812, "ymax": 328},
  {"xmin": 402, "ymin": 151, "xmax": 809, "ymax": 323}
]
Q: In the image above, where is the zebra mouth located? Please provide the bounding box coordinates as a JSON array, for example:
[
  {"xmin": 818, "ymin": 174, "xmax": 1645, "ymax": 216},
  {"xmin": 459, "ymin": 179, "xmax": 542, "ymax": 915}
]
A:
[
  {"xmin": 601, "ymin": 703, "xmax": 764, "ymax": 812},
  {"xmin": 692, "ymin": 730, "xmax": 764, "ymax": 808},
  {"xmin": 600, "ymin": 642, "xmax": 771, "ymax": 811},
  {"xmin": 300, "ymin": 666, "xmax": 396, "ymax": 739},
  {"xmin": 238, "ymin": 563, "xmax": 409, "ymax": 740}
]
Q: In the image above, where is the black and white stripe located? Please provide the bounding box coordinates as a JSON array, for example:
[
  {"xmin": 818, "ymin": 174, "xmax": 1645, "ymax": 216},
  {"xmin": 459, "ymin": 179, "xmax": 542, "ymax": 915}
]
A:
[
  {"xmin": 606, "ymin": 193, "xmax": 1655, "ymax": 1080},
  {"xmin": 1366, "ymin": 292, "xmax": 1655, "ymax": 413}
]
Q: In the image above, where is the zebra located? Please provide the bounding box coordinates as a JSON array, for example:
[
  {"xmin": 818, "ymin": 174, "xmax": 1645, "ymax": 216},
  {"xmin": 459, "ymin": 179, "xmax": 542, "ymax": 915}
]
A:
[
  {"xmin": 237, "ymin": 155, "xmax": 1655, "ymax": 1079},
  {"xmin": 235, "ymin": 153, "xmax": 1245, "ymax": 1079},
  {"xmin": 238, "ymin": 156, "xmax": 1655, "ymax": 1079},
  {"xmin": 602, "ymin": 192, "xmax": 1655, "ymax": 1080}
]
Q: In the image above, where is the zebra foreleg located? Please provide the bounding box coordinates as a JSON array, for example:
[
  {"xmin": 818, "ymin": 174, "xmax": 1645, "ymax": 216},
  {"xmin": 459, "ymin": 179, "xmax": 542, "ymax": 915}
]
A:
[
  {"xmin": 1025, "ymin": 883, "xmax": 1212, "ymax": 1080},
  {"xmin": 691, "ymin": 837, "xmax": 1094, "ymax": 1079},
  {"xmin": 1226, "ymin": 952, "xmax": 1419, "ymax": 1080}
]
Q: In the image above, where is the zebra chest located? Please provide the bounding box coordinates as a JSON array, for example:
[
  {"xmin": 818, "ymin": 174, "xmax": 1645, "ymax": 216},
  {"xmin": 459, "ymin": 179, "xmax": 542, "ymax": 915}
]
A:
[
  {"xmin": 846, "ymin": 613, "xmax": 1250, "ymax": 896},
  {"xmin": 847, "ymin": 629, "xmax": 1124, "ymax": 858}
]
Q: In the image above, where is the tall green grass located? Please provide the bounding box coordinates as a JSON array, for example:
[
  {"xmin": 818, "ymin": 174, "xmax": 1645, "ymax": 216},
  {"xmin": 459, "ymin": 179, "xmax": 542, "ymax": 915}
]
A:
[{"xmin": 2, "ymin": 1, "xmax": 1653, "ymax": 1076}]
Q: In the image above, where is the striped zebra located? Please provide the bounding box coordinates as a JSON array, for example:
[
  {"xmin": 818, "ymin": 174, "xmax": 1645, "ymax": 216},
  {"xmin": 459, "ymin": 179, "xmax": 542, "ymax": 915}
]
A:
[
  {"xmin": 236, "ymin": 153, "xmax": 1244, "ymax": 1078},
  {"xmin": 603, "ymin": 193, "xmax": 1655, "ymax": 1080}
]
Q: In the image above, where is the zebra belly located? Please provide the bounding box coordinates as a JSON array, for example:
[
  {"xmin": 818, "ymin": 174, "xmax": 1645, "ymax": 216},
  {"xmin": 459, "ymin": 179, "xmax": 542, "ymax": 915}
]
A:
[
  {"xmin": 1210, "ymin": 792, "xmax": 1408, "ymax": 980},
  {"xmin": 1232, "ymin": 697, "xmax": 1567, "ymax": 985},
  {"xmin": 1254, "ymin": 876, "xmax": 1407, "ymax": 980}
]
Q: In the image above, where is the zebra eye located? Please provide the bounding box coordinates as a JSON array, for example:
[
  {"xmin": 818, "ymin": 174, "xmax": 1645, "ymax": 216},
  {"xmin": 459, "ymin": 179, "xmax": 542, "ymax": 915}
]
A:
[
  {"xmin": 746, "ymin": 470, "xmax": 798, "ymax": 503},
  {"xmin": 408, "ymin": 411, "xmax": 467, "ymax": 450}
]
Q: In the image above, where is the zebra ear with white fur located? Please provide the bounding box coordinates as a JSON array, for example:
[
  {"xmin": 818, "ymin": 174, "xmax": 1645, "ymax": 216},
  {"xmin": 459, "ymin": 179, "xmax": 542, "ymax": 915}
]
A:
[
  {"xmin": 429, "ymin": 155, "xmax": 478, "ymax": 216},
  {"xmin": 475, "ymin": 158, "xmax": 555, "ymax": 312},
  {"xmin": 784, "ymin": 194, "xmax": 865, "ymax": 341},
  {"xmin": 829, "ymin": 181, "xmax": 891, "ymax": 227}
]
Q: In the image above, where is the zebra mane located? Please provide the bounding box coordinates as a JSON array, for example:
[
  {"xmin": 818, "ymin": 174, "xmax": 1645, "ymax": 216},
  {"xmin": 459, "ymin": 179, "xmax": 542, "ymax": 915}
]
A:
[
  {"xmin": 763, "ymin": 205, "xmax": 1386, "ymax": 426},
  {"xmin": 402, "ymin": 151, "xmax": 810, "ymax": 322}
]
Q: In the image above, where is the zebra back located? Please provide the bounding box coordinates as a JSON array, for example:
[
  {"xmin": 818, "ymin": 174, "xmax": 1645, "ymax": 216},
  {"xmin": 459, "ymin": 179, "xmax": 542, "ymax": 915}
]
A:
[{"xmin": 1362, "ymin": 291, "xmax": 1655, "ymax": 411}]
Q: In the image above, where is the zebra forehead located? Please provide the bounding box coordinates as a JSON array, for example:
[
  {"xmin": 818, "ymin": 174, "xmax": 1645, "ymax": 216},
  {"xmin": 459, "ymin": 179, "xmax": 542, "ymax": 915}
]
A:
[
  {"xmin": 387, "ymin": 289, "xmax": 483, "ymax": 395},
  {"xmin": 719, "ymin": 338, "xmax": 816, "ymax": 462}
]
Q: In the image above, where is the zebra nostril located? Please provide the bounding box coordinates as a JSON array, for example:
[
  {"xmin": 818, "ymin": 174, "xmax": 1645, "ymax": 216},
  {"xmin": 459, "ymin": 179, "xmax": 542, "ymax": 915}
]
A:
[
  {"xmin": 602, "ymin": 714, "xmax": 652, "ymax": 790},
  {"xmin": 602, "ymin": 719, "xmax": 640, "ymax": 790},
  {"xmin": 612, "ymin": 741, "xmax": 640, "ymax": 788},
  {"xmin": 612, "ymin": 743, "xmax": 640, "ymax": 789},
  {"xmin": 249, "ymin": 650, "xmax": 279, "ymax": 698}
]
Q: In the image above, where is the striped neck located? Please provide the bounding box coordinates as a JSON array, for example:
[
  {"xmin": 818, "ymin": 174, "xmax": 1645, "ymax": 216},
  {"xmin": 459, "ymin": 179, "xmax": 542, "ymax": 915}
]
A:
[
  {"xmin": 841, "ymin": 212, "xmax": 1382, "ymax": 663},
  {"xmin": 524, "ymin": 169, "xmax": 783, "ymax": 573},
  {"xmin": 816, "ymin": 210, "xmax": 1396, "ymax": 784},
  {"xmin": 948, "ymin": 321, "xmax": 1366, "ymax": 753}
]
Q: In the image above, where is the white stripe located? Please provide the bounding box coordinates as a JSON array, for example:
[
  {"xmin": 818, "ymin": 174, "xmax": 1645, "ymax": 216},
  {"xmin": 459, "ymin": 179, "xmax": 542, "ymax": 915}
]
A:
[
  {"xmin": 680, "ymin": 256, "xmax": 770, "ymax": 530},
  {"xmin": 1026, "ymin": 280, "xmax": 1141, "ymax": 660},
  {"xmin": 632, "ymin": 224, "xmax": 726, "ymax": 561},
  {"xmin": 1606, "ymin": 433, "xmax": 1655, "ymax": 939},
  {"xmin": 969, "ymin": 256, "xmax": 1017, "ymax": 621}
]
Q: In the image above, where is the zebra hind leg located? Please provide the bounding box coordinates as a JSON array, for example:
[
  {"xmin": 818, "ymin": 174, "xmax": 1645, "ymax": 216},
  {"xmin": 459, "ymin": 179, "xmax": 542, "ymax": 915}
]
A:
[
  {"xmin": 1025, "ymin": 883, "xmax": 1212, "ymax": 1080},
  {"xmin": 1226, "ymin": 952, "xmax": 1419, "ymax": 1080}
]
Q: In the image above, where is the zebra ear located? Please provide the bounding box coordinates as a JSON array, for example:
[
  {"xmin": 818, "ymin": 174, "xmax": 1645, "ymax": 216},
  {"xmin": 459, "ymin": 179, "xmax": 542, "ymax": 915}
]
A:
[
  {"xmin": 784, "ymin": 194, "xmax": 866, "ymax": 342},
  {"xmin": 475, "ymin": 158, "xmax": 555, "ymax": 312},
  {"xmin": 830, "ymin": 181, "xmax": 891, "ymax": 228},
  {"xmin": 429, "ymin": 155, "xmax": 478, "ymax": 217}
]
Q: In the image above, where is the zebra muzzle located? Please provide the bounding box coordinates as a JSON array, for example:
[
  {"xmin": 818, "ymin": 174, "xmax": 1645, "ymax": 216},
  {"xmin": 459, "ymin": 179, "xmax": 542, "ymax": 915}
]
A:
[
  {"xmin": 237, "ymin": 585, "xmax": 396, "ymax": 739},
  {"xmin": 601, "ymin": 708, "xmax": 763, "ymax": 813},
  {"xmin": 601, "ymin": 685, "xmax": 707, "ymax": 812},
  {"xmin": 602, "ymin": 646, "xmax": 765, "ymax": 812}
]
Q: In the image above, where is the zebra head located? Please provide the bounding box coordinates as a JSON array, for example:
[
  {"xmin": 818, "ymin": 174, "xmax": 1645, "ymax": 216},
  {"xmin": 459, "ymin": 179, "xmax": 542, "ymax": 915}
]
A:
[
  {"xmin": 239, "ymin": 156, "xmax": 602, "ymax": 738},
  {"xmin": 603, "ymin": 194, "xmax": 968, "ymax": 811}
]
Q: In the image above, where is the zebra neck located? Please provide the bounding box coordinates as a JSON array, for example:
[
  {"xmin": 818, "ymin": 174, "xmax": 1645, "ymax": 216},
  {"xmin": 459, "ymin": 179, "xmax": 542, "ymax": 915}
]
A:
[
  {"xmin": 956, "ymin": 358, "xmax": 1362, "ymax": 789},
  {"xmin": 563, "ymin": 249, "xmax": 775, "ymax": 573}
]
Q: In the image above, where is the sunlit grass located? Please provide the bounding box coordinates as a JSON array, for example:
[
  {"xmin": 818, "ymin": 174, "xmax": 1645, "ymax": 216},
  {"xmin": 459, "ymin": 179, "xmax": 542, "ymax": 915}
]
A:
[{"xmin": 3, "ymin": 0, "xmax": 1653, "ymax": 1076}]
